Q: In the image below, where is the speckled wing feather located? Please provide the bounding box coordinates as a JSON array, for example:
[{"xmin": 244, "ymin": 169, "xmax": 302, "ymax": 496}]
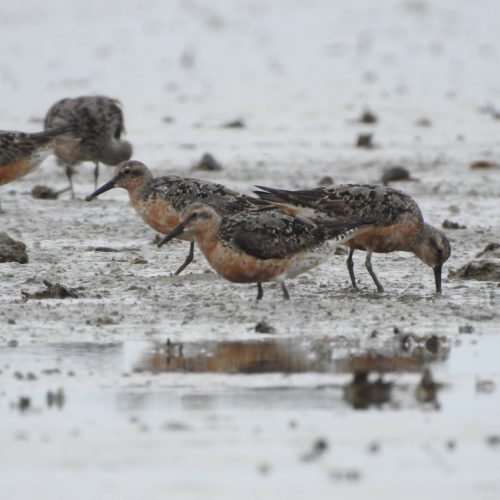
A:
[
  {"xmin": 255, "ymin": 184, "xmax": 422, "ymax": 227},
  {"xmin": 0, "ymin": 126, "xmax": 74, "ymax": 166},
  {"xmin": 226, "ymin": 210, "xmax": 322, "ymax": 260},
  {"xmin": 144, "ymin": 176, "xmax": 271, "ymax": 214}
]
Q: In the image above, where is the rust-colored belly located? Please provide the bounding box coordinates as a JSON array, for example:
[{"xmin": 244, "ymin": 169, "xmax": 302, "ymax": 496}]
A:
[
  {"xmin": 0, "ymin": 160, "xmax": 31, "ymax": 185},
  {"xmin": 132, "ymin": 197, "xmax": 180, "ymax": 234},
  {"xmin": 202, "ymin": 241, "xmax": 289, "ymax": 283},
  {"xmin": 346, "ymin": 223, "xmax": 418, "ymax": 253}
]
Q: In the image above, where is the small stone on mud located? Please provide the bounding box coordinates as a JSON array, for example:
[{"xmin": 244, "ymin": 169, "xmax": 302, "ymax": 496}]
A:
[
  {"xmin": 21, "ymin": 280, "xmax": 80, "ymax": 301},
  {"xmin": 17, "ymin": 396, "xmax": 31, "ymax": 412},
  {"xmin": 449, "ymin": 260, "xmax": 500, "ymax": 282},
  {"xmin": 255, "ymin": 320, "xmax": 276, "ymax": 334},
  {"xmin": 334, "ymin": 247, "xmax": 348, "ymax": 256},
  {"xmin": 0, "ymin": 232, "xmax": 28, "ymax": 264},
  {"xmin": 7, "ymin": 339, "xmax": 18, "ymax": 347},
  {"xmin": 31, "ymin": 185, "xmax": 70, "ymax": 200},
  {"xmin": 470, "ymin": 160, "xmax": 498, "ymax": 169},
  {"xmin": 356, "ymin": 133, "xmax": 374, "ymax": 148},
  {"xmin": 222, "ymin": 119, "xmax": 246, "ymax": 128},
  {"xmin": 318, "ymin": 175, "xmax": 334, "ymax": 186},
  {"xmin": 476, "ymin": 379, "xmax": 496, "ymax": 394},
  {"xmin": 258, "ymin": 463, "xmax": 271, "ymax": 475},
  {"xmin": 381, "ymin": 166, "xmax": 411, "ymax": 185},
  {"xmin": 329, "ymin": 468, "xmax": 361, "ymax": 481},
  {"xmin": 459, "ymin": 325, "xmax": 474, "ymax": 334},
  {"xmin": 486, "ymin": 435, "xmax": 500, "ymax": 447},
  {"xmin": 131, "ymin": 257, "xmax": 148, "ymax": 265},
  {"xmin": 446, "ymin": 440, "xmax": 456, "ymax": 451},
  {"xmin": 442, "ymin": 219, "xmax": 466, "ymax": 229},
  {"xmin": 476, "ymin": 243, "xmax": 500, "ymax": 259},
  {"xmin": 301, "ymin": 438, "xmax": 329, "ymax": 462},
  {"xmin": 162, "ymin": 421, "xmax": 190, "ymax": 431},
  {"xmin": 415, "ymin": 117, "xmax": 432, "ymax": 127},
  {"xmin": 193, "ymin": 152, "xmax": 223, "ymax": 171},
  {"xmin": 358, "ymin": 109, "xmax": 378, "ymax": 124}
]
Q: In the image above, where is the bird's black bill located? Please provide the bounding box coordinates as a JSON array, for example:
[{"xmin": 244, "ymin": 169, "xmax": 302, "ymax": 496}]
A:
[
  {"xmin": 85, "ymin": 180, "xmax": 116, "ymax": 201},
  {"xmin": 157, "ymin": 223, "xmax": 186, "ymax": 248},
  {"xmin": 434, "ymin": 264, "xmax": 443, "ymax": 294}
]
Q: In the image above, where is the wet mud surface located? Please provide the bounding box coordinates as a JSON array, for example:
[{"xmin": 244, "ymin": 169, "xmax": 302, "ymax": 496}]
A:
[{"xmin": 1, "ymin": 0, "xmax": 500, "ymax": 499}]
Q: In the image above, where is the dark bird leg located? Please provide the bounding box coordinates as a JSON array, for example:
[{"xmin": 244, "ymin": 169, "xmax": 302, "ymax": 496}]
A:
[
  {"xmin": 434, "ymin": 264, "xmax": 442, "ymax": 294},
  {"xmin": 93, "ymin": 162, "xmax": 100, "ymax": 190},
  {"xmin": 174, "ymin": 242, "xmax": 195, "ymax": 275},
  {"xmin": 256, "ymin": 282, "xmax": 264, "ymax": 300},
  {"xmin": 280, "ymin": 280, "xmax": 290, "ymax": 300},
  {"xmin": 346, "ymin": 247, "xmax": 359, "ymax": 290},
  {"xmin": 365, "ymin": 251, "xmax": 384, "ymax": 293},
  {"xmin": 65, "ymin": 166, "xmax": 75, "ymax": 199}
]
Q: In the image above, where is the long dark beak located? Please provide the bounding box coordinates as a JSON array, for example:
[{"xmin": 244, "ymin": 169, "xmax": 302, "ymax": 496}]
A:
[
  {"xmin": 85, "ymin": 180, "xmax": 116, "ymax": 201},
  {"xmin": 157, "ymin": 223, "xmax": 186, "ymax": 248},
  {"xmin": 434, "ymin": 264, "xmax": 443, "ymax": 294}
]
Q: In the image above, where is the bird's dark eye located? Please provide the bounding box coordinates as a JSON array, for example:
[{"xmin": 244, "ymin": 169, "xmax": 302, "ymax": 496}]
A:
[{"xmin": 123, "ymin": 167, "xmax": 130, "ymax": 175}]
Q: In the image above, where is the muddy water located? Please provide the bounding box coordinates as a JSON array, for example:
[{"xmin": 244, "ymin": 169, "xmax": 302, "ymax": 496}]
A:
[{"xmin": 1, "ymin": 334, "xmax": 497, "ymax": 415}]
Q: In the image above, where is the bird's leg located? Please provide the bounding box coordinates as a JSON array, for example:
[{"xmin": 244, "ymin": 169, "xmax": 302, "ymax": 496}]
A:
[
  {"xmin": 256, "ymin": 282, "xmax": 264, "ymax": 300},
  {"xmin": 174, "ymin": 242, "xmax": 195, "ymax": 275},
  {"xmin": 346, "ymin": 247, "xmax": 359, "ymax": 289},
  {"xmin": 434, "ymin": 264, "xmax": 443, "ymax": 294},
  {"xmin": 280, "ymin": 280, "xmax": 290, "ymax": 300},
  {"xmin": 365, "ymin": 251, "xmax": 384, "ymax": 293},
  {"xmin": 65, "ymin": 166, "xmax": 75, "ymax": 199},
  {"xmin": 93, "ymin": 162, "xmax": 100, "ymax": 190}
]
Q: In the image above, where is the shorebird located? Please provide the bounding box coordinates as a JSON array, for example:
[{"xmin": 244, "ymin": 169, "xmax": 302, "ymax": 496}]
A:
[
  {"xmin": 157, "ymin": 203, "xmax": 371, "ymax": 300},
  {"xmin": 44, "ymin": 95, "xmax": 132, "ymax": 198},
  {"xmin": 0, "ymin": 125, "xmax": 74, "ymax": 210},
  {"xmin": 254, "ymin": 184, "xmax": 451, "ymax": 293},
  {"xmin": 86, "ymin": 160, "xmax": 271, "ymax": 275}
]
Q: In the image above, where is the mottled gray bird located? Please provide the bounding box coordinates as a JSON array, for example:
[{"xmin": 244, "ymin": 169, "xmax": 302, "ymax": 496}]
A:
[
  {"xmin": 44, "ymin": 96, "xmax": 132, "ymax": 198},
  {"xmin": 0, "ymin": 125, "xmax": 74, "ymax": 210}
]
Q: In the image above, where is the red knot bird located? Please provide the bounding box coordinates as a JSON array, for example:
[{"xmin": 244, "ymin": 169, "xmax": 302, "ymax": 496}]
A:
[
  {"xmin": 157, "ymin": 203, "xmax": 372, "ymax": 300},
  {"xmin": 0, "ymin": 125, "xmax": 74, "ymax": 210},
  {"xmin": 254, "ymin": 184, "xmax": 451, "ymax": 293},
  {"xmin": 44, "ymin": 95, "xmax": 132, "ymax": 198},
  {"xmin": 85, "ymin": 160, "xmax": 271, "ymax": 275}
]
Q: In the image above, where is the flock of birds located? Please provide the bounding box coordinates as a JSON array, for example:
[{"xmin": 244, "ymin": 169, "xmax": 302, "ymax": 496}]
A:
[{"xmin": 0, "ymin": 95, "xmax": 451, "ymax": 299}]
